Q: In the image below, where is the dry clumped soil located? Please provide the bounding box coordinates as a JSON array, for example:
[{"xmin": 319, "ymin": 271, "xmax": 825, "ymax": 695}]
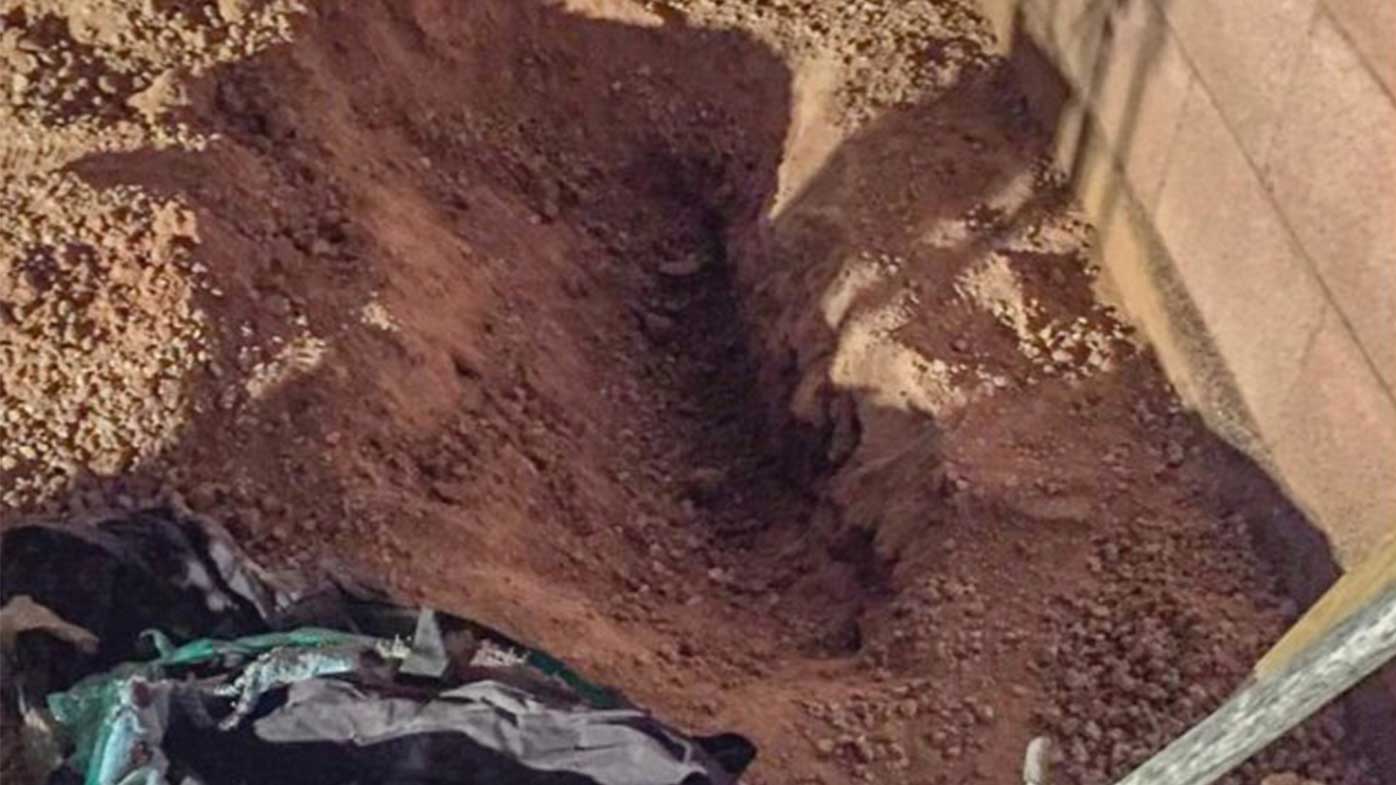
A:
[{"xmin": 0, "ymin": 1, "xmax": 1388, "ymax": 785}]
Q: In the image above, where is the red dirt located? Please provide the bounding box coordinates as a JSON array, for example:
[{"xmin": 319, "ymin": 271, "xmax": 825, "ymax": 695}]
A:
[{"xmin": 2, "ymin": 1, "xmax": 1390, "ymax": 784}]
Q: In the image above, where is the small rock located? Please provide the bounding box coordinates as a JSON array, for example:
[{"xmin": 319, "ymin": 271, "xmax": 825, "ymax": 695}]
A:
[
  {"xmin": 888, "ymin": 741, "xmax": 908, "ymax": 764},
  {"xmin": 951, "ymin": 337, "xmax": 970, "ymax": 353},
  {"xmin": 561, "ymin": 275, "xmax": 589, "ymax": 299},
  {"xmin": 687, "ymin": 466, "xmax": 725, "ymax": 497},
  {"xmin": 217, "ymin": 0, "xmax": 251, "ymax": 23},
  {"xmin": 657, "ymin": 253, "xmax": 705, "ymax": 277},
  {"xmin": 815, "ymin": 738, "xmax": 836, "ymax": 757},
  {"xmin": 1259, "ymin": 775, "xmax": 1307, "ymax": 785},
  {"xmin": 641, "ymin": 311, "xmax": 674, "ymax": 337},
  {"xmin": 127, "ymin": 69, "xmax": 187, "ymax": 123},
  {"xmin": 1023, "ymin": 737, "xmax": 1054, "ymax": 785},
  {"xmin": 537, "ymin": 180, "xmax": 561, "ymax": 221},
  {"xmin": 236, "ymin": 506, "xmax": 263, "ymax": 531},
  {"xmin": 264, "ymin": 293, "xmax": 293, "ymax": 316},
  {"xmin": 431, "ymin": 480, "xmax": 464, "ymax": 504},
  {"xmin": 219, "ymin": 386, "xmax": 240, "ymax": 410}
]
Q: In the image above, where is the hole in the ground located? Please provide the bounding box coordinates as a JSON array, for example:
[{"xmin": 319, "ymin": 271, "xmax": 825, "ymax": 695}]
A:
[{"xmin": 57, "ymin": 0, "xmax": 878, "ymax": 655}]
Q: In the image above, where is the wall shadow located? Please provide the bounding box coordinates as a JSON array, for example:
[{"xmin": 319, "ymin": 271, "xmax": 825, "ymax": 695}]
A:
[{"xmin": 948, "ymin": 0, "xmax": 1396, "ymax": 777}]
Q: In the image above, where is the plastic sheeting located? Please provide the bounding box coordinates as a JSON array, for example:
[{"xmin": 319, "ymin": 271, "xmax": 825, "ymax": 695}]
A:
[{"xmin": 0, "ymin": 507, "xmax": 755, "ymax": 785}]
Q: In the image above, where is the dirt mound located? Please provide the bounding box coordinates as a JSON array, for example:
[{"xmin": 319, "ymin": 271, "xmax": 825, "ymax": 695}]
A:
[{"xmin": 0, "ymin": 1, "xmax": 1388, "ymax": 784}]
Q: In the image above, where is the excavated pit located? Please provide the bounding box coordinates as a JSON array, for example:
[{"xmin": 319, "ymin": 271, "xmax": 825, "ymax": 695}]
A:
[{"xmin": 2, "ymin": 1, "xmax": 1392, "ymax": 784}]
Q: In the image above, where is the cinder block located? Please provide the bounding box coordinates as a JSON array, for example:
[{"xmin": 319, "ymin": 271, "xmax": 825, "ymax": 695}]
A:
[
  {"xmin": 1159, "ymin": 0, "xmax": 1320, "ymax": 164},
  {"xmin": 1321, "ymin": 0, "xmax": 1396, "ymax": 100},
  {"xmin": 1264, "ymin": 14, "xmax": 1396, "ymax": 394},
  {"xmin": 1094, "ymin": 182, "xmax": 1264, "ymax": 453},
  {"xmin": 1089, "ymin": 0, "xmax": 1194, "ymax": 208},
  {"xmin": 1009, "ymin": 0, "xmax": 1193, "ymax": 210},
  {"xmin": 1270, "ymin": 305, "xmax": 1396, "ymax": 564},
  {"xmin": 1153, "ymin": 87, "xmax": 1327, "ymax": 430}
]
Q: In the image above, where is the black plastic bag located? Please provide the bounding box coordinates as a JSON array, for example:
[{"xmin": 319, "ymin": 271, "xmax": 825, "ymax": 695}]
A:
[{"xmin": 0, "ymin": 507, "xmax": 754, "ymax": 785}]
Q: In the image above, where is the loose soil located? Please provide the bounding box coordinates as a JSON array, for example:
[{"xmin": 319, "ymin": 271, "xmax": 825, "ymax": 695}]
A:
[{"xmin": 0, "ymin": 1, "xmax": 1390, "ymax": 785}]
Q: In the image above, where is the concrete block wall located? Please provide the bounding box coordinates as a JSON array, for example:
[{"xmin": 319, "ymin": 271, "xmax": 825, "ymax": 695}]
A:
[
  {"xmin": 973, "ymin": 0, "xmax": 1396, "ymax": 767},
  {"xmin": 977, "ymin": 0, "xmax": 1396, "ymax": 569}
]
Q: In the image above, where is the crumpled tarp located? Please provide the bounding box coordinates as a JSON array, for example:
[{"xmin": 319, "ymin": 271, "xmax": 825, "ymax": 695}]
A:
[{"xmin": 0, "ymin": 507, "xmax": 754, "ymax": 785}]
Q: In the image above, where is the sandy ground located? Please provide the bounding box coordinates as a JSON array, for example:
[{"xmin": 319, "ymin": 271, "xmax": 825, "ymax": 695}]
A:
[{"xmin": 0, "ymin": 1, "xmax": 1389, "ymax": 784}]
